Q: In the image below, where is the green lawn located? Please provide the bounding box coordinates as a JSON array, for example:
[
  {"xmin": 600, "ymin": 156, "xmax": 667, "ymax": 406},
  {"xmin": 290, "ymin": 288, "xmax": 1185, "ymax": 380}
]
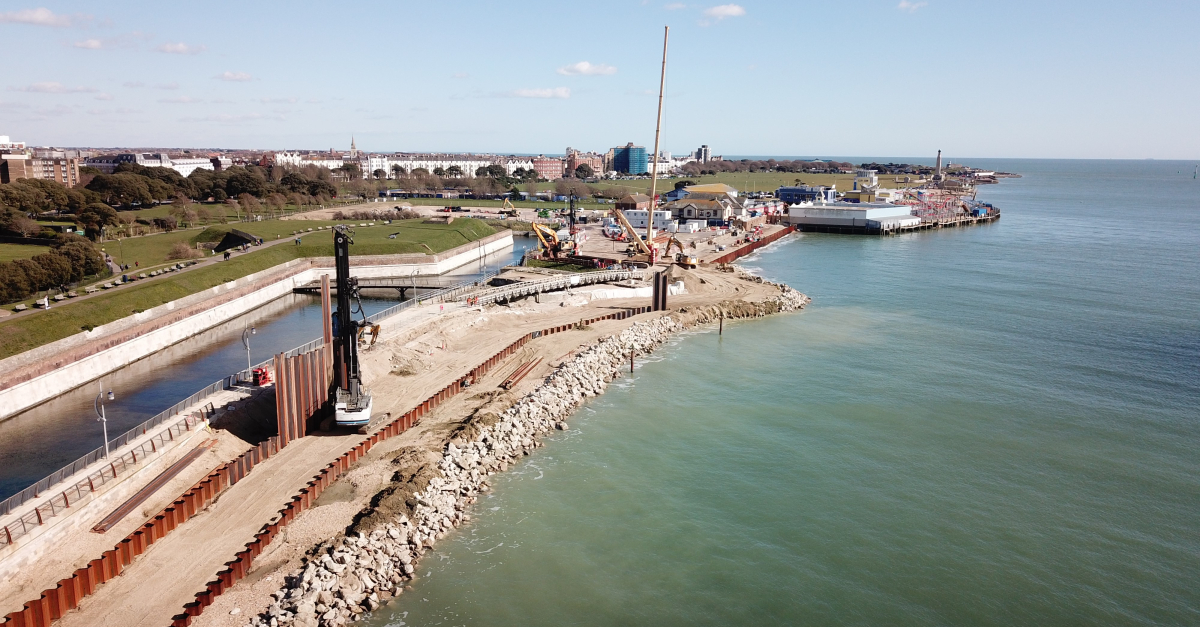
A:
[
  {"xmin": 0, "ymin": 218, "xmax": 499, "ymax": 359},
  {"xmin": 0, "ymin": 243, "xmax": 51, "ymax": 262}
]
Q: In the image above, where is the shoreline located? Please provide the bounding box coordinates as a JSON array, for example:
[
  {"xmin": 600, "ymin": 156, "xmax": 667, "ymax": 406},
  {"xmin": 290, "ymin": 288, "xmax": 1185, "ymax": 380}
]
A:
[{"xmin": 214, "ymin": 275, "xmax": 808, "ymax": 627}]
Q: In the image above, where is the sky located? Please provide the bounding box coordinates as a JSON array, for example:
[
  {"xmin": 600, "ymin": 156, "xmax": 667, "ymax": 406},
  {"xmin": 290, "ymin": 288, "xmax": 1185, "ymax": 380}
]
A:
[{"xmin": 1, "ymin": 0, "xmax": 1198, "ymax": 159}]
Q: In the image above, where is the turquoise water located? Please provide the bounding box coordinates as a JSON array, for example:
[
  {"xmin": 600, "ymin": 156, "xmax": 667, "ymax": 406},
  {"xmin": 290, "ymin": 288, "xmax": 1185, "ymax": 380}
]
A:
[{"xmin": 368, "ymin": 160, "xmax": 1200, "ymax": 626}]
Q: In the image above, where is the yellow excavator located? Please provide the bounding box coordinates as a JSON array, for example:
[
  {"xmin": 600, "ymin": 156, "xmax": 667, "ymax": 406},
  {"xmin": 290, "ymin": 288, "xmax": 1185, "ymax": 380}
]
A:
[
  {"xmin": 532, "ymin": 223, "xmax": 574, "ymax": 258},
  {"xmin": 500, "ymin": 198, "xmax": 519, "ymax": 218},
  {"xmin": 665, "ymin": 236, "xmax": 698, "ymax": 269}
]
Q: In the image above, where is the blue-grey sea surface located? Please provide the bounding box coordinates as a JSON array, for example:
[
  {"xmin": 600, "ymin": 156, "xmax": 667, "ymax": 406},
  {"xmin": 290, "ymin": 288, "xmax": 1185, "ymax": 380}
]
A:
[{"xmin": 367, "ymin": 160, "xmax": 1200, "ymax": 626}]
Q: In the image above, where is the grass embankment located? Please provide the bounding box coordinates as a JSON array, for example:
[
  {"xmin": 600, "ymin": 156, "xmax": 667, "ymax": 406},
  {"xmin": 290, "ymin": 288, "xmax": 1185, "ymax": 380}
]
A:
[
  {"xmin": 0, "ymin": 218, "xmax": 497, "ymax": 360},
  {"xmin": 0, "ymin": 244, "xmax": 51, "ymax": 262}
]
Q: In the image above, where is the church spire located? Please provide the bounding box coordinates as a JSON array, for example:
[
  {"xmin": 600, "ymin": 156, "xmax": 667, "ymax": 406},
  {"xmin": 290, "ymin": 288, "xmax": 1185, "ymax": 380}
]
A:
[{"xmin": 350, "ymin": 135, "xmax": 358, "ymax": 159}]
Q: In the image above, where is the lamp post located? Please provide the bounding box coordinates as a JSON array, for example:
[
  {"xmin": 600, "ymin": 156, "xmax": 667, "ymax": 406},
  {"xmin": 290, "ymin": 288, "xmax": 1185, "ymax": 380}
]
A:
[
  {"xmin": 242, "ymin": 326, "xmax": 256, "ymax": 378},
  {"xmin": 94, "ymin": 382, "xmax": 114, "ymax": 459}
]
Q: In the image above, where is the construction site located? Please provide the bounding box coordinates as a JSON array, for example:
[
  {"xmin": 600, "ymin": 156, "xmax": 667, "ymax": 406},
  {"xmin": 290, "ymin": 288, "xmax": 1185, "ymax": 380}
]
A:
[{"xmin": 0, "ymin": 190, "xmax": 808, "ymax": 627}]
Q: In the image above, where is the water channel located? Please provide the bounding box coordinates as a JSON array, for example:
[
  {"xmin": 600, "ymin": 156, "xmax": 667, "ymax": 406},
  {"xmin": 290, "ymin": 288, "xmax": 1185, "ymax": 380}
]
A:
[{"xmin": 0, "ymin": 238, "xmax": 533, "ymax": 502}]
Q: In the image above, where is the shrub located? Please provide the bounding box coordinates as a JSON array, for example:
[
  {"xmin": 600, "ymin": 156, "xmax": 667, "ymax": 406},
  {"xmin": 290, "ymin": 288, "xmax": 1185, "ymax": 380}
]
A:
[{"xmin": 167, "ymin": 242, "xmax": 202, "ymax": 260}]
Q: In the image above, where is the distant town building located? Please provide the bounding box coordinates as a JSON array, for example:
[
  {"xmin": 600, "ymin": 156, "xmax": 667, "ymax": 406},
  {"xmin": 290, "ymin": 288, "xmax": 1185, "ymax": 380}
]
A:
[
  {"xmin": 776, "ymin": 185, "xmax": 837, "ymax": 204},
  {"xmin": 84, "ymin": 152, "xmax": 224, "ymax": 176},
  {"xmin": 531, "ymin": 156, "xmax": 564, "ymax": 181},
  {"xmin": 0, "ymin": 138, "xmax": 83, "ymax": 186},
  {"xmin": 616, "ymin": 194, "xmax": 651, "ymax": 212},
  {"xmin": 565, "ymin": 148, "xmax": 603, "ymax": 177},
  {"xmin": 611, "ymin": 143, "xmax": 648, "ymax": 175},
  {"xmin": 693, "ymin": 145, "xmax": 712, "ymax": 163}
]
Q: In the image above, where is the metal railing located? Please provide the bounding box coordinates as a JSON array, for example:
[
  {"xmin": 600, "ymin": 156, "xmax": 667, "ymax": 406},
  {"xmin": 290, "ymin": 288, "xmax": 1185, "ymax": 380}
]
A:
[
  {"xmin": 0, "ymin": 377, "xmax": 237, "ymax": 521},
  {"xmin": 0, "ymin": 269, "xmax": 507, "ymax": 529},
  {"xmin": 457, "ymin": 269, "xmax": 641, "ymax": 306},
  {"xmin": 365, "ymin": 269, "xmax": 503, "ymax": 324},
  {"xmin": 1, "ymin": 412, "xmax": 207, "ymax": 546}
]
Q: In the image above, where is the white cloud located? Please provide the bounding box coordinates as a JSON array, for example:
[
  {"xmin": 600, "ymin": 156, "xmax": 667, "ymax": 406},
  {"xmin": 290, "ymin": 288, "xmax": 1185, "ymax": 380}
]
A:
[
  {"xmin": 664, "ymin": 2, "xmax": 686, "ymax": 8},
  {"xmin": 557, "ymin": 61, "xmax": 617, "ymax": 76},
  {"xmin": 156, "ymin": 42, "xmax": 206, "ymax": 55},
  {"xmin": 509, "ymin": 87, "xmax": 571, "ymax": 99},
  {"xmin": 897, "ymin": 0, "xmax": 927, "ymax": 12},
  {"xmin": 123, "ymin": 81, "xmax": 145, "ymax": 88},
  {"xmin": 73, "ymin": 39, "xmax": 103, "ymax": 49},
  {"xmin": 159, "ymin": 96, "xmax": 202, "ymax": 103},
  {"xmin": 9, "ymin": 82, "xmax": 96, "ymax": 93},
  {"xmin": 255, "ymin": 97, "xmax": 298, "ymax": 104},
  {"xmin": 0, "ymin": 8, "xmax": 80, "ymax": 27},
  {"xmin": 701, "ymin": 3, "xmax": 745, "ymax": 23},
  {"xmin": 217, "ymin": 71, "xmax": 253, "ymax": 82},
  {"xmin": 155, "ymin": 82, "xmax": 179, "ymax": 90},
  {"xmin": 94, "ymin": 93, "xmax": 114, "ymax": 101}
]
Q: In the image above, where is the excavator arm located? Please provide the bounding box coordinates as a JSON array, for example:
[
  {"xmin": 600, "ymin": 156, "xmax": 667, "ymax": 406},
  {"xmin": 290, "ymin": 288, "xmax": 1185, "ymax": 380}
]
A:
[
  {"xmin": 531, "ymin": 223, "xmax": 561, "ymax": 258},
  {"xmin": 612, "ymin": 208, "xmax": 652, "ymax": 255}
]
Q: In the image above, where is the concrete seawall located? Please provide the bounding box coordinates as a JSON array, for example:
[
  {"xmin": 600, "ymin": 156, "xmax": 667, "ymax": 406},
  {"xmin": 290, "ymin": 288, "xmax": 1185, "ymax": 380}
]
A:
[{"xmin": 0, "ymin": 232, "xmax": 513, "ymax": 421}]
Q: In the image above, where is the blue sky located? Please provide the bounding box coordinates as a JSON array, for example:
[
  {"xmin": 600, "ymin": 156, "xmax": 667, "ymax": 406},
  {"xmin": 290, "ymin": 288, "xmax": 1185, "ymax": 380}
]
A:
[{"xmin": 1, "ymin": 1, "xmax": 1197, "ymax": 159}]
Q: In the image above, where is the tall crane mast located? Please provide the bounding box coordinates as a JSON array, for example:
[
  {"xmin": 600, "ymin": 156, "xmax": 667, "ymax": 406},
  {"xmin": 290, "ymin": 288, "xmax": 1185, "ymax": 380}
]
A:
[{"xmin": 332, "ymin": 225, "xmax": 373, "ymax": 431}]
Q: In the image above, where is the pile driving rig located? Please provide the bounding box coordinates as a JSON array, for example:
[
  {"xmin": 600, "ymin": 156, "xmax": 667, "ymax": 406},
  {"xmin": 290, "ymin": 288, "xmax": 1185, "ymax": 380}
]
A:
[{"xmin": 331, "ymin": 225, "xmax": 373, "ymax": 431}]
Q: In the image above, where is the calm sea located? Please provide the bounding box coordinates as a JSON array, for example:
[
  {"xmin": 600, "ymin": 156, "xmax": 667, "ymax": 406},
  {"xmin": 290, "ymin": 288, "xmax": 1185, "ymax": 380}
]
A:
[{"xmin": 366, "ymin": 160, "xmax": 1200, "ymax": 627}]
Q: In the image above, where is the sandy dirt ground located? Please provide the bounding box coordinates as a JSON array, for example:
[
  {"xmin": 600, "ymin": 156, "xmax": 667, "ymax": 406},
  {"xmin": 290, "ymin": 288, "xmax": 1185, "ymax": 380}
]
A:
[
  {"xmin": 0, "ymin": 431, "xmax": 250, "ymax": 617},
  {"xmin": 26, "ymin": 264, "xmax": 787, "ymax": 627}
]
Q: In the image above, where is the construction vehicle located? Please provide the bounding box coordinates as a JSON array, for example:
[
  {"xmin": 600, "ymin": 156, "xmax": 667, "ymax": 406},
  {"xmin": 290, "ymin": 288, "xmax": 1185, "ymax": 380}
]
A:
[
  {"xmin": 665, "ymin": 236, "xmax": 697, "ymax": 269},
  {"xmin": 357, "ymin": 322, "xmax": 381, "ymax": 349},
  {"xmin": 610, "ymin": 205, "xmax": 655, "ymax": 262},
  {"xmin": 331, "ymin": 225, "xmax": 373, "ymax": 432},
  {"xmin": 532, "ymin": 223, "xmax": 575, "ymax": 258},
  {"xmin": 500, "ymin": 198, "xmax": 519, "ymax": 218}
]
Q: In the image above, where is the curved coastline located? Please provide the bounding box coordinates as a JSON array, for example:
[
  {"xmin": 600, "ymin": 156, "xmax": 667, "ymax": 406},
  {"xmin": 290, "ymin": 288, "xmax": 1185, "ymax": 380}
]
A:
[{"xmin": 236, "ymin": 277, "xmax": 809, "ymax": 627}]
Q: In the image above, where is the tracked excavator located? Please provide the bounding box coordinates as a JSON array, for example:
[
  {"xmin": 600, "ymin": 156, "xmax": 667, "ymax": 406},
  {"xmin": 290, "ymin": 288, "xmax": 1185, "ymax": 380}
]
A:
[
  {"xmin": 331, "ymin": 225, "xmax": 374, "ymax": 432},
  {"xmin": 665, "ymin": 235, "xmax": 697, "ymax": 269},
  {"xmin": 532, "ymin": 223, "xmax": 573, "ymax": 258}
]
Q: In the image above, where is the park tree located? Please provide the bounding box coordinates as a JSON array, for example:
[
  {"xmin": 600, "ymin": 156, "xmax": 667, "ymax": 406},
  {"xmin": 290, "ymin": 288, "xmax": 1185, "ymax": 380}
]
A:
[
  {"xmin": 238, "ymin": 193, "xmax": 262, "ymax": 215},
  {"xmin": 574, "ymin": 164, "xmax": 593, "ymax": 179},
  {"xmin": 432, "ymin": 167, "xmax": 446, "ymax": 177},
  {"xmin": 373, "ymin": 169, "xmax": 387, "ymax": 180},
  {"xmin": 445, "ymin": 165, "xmax": 463, "ymax": 178},
  {"xmin": 10, "ymin": 215, "xmax": 42, "ymax": 238},
  {"xmin": 486, "ymin": 164, "xmax": 506, "ymax": 178},
  {"xmin": 78, "ymin": 203, "xmax": 120, "ymax": 233},
  {"xmin": 86, "ymin": 173, "xmax": 153, "ymax": 208},
  {"xmin": 391, "ymin": 164, "xmax": 406, "ymax": 178}
]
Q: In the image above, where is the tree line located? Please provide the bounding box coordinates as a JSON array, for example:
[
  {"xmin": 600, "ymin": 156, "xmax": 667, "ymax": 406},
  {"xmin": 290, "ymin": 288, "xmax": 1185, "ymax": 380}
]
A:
[
  {"xmin": 680, "ymin": 159, "xmax": 855, "ymax": 176},
  {"xmin": 0, "ymin": 234, "xmax": 107, "ymax": 303}
]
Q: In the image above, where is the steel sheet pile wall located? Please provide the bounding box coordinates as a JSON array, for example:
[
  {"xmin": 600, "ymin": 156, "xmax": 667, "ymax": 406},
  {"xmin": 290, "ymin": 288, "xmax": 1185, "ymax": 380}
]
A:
[
  {"xmin": 274, "ymin": 343, "xmax": 333, "ymax": 449},
  {"xmin": 1, "ymin": 437, "xmax": 282, "ymax": 627},
  {"xmin": 710, "ymin": 225, "xmax": 796, "ymax": 264},
  {"xmin": 168, "ymin": 305, "xmax": 656, "ymax": 627}
]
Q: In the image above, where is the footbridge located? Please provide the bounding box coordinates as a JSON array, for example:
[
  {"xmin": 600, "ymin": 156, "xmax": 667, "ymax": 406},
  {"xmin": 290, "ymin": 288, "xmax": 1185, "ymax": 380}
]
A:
[
  {"xmin": 453, "ymin": 269, "xmax": 644, "ymax": 306},
  {"xmin": 292, "ymin": 275, "xmax": 472, "ymax": 297}
]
